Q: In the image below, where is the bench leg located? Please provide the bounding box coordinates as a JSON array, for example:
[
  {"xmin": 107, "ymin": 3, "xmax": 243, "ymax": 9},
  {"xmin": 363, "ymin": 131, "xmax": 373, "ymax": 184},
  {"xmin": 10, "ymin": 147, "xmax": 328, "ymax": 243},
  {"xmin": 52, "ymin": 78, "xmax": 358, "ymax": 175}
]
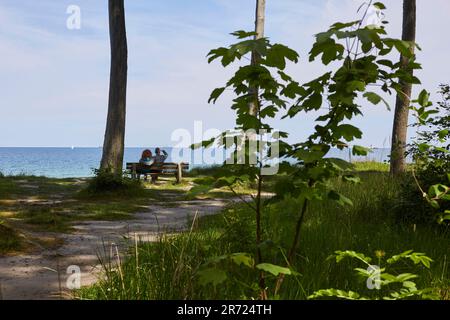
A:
[
  {"xmin": 132, "ymin": 164, "xmax": 137, "ymax": 179},
  {"xmin": 175, "ymin": 164, "xmax": 182, "ymax": 184}
]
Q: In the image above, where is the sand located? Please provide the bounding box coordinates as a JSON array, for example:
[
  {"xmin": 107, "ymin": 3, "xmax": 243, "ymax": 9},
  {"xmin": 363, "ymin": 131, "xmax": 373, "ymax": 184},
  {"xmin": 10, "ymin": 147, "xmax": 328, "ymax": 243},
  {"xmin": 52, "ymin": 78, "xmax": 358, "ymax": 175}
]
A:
[{"xmin": 0, "ymin": 198, "xmax": 232, "ymax": 300}]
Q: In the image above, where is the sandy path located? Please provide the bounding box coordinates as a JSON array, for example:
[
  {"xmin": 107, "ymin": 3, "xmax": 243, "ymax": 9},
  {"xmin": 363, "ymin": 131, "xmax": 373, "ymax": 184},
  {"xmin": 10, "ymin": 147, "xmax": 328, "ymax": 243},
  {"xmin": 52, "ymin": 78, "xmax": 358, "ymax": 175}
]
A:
[{"xmin": 0, "ymin": 198, "xmax": 231, "ymax": 300}]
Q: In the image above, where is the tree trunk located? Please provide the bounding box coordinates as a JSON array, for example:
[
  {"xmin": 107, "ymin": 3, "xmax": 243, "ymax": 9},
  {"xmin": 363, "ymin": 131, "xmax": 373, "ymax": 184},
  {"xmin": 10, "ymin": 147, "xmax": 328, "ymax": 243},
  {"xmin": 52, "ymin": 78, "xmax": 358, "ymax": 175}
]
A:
[
  {"xmin": 248, "ymin": 0, "xmax": 266, "ymax": 116},
  {"xmin": 390, "ymin": 0, "xmax": 416, "ymax": 176},
  {"xmin": 100, "ymin": 0, "xmax": 128, "ymax": 175}
]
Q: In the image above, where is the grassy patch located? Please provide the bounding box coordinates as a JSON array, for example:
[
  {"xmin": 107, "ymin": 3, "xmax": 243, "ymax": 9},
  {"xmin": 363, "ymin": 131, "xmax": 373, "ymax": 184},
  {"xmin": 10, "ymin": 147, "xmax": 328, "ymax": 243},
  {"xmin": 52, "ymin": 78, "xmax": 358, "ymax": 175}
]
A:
[
  {"xmin": 185, "ymin": 165, "xmax": 223, "ymax": 178},
  {"xmin": 14, "ymin": 200, "xmax": 154, "ymax": 233},
  {"xmin": 79, "ymin": 170, "xmax": 450, "ymax": 300},
  {"xmin": 16, "ymin": 206, "xmax": 72, "ymax": 233},
  {"xmin": 0, "ymin": 176, "xmax": 19, "ymax": 200},
  {"xmin": 72, "ymin": 202, "xmax": 145, "ymax": 221},
  {"xmin": 0, "ymin": 223, "xmax": 23, "ymax": 255},
  {"xmin": 352, "ymin": 161, "xmax": 390, "ymax": 172},
  {"xmin": 0, "ymin": 174, "xmax": 164, "ymax": 244}
]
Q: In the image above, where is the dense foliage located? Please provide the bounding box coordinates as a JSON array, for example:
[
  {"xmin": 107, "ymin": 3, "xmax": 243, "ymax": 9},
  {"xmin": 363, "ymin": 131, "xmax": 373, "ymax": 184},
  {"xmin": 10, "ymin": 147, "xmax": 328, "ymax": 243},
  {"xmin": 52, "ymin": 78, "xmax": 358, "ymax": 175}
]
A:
[
  {"xmin": 191, "ymin": 2, "xmax": 429, "ymax": 298},
  {"xmin": 395, "ymin": 85, "xmax": 450, "ymax": 224},
  {"xmin": 78, "ymin": 2, "xmax": 449, "ymax": 301}
]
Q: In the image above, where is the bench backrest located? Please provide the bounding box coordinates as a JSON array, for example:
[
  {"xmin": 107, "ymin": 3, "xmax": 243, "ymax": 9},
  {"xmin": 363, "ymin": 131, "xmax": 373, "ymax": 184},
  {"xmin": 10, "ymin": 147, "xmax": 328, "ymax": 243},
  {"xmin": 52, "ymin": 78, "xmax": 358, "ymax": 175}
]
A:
[{"xmin": 126, "ymin": 162, "xmax": 189, "ymax": 172}]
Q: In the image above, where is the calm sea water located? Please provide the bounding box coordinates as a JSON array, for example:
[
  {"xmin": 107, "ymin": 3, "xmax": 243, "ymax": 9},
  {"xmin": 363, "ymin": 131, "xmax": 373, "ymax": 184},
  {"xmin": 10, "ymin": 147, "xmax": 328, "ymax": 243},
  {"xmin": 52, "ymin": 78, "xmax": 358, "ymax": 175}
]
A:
[{"xmin": 0, "ymin": 147, "xmax": 391, "ymax": 178}]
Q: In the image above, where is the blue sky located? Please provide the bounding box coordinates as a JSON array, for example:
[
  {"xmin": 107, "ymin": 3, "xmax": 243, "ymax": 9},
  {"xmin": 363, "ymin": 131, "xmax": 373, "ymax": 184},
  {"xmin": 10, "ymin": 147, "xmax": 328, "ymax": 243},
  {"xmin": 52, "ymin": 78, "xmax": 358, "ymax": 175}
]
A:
[{"xmin": 0, "ymin": 0, "xmax": 449, "ymax": 147}]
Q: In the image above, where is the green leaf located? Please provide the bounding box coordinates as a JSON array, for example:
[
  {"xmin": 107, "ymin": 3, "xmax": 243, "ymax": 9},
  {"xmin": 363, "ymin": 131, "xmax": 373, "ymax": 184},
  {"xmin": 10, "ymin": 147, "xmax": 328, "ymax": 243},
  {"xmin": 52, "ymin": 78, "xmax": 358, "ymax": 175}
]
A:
[
  {"xmin": 352, "ymin": 145, "xmax": 370, "ymax": 156},
  {"xmin": 402, "ymin": 281, "xmax": 418, "ymax": 289},
  {"xmin": 303, "ymin": 93, "xmax": 323, "ymax": 110},
  {"xmin": 260, "ymin": 106, "xmax": 278, "ymax": 118},
  {"xmin": 363, "ymin": 92, "xmax": 390, "ymax": 110},
  {"xmin": 208, "ymin": 87, "xmax": 226, "ymax": 104},
  {"xmin": 428, "ymin": 184, "xmax": 448, "ymax": 198},
  {"xmin": 327, "ymin": 158, "xmax": 354, "ymax": 171},
  {"xmin": 256, "ymin": 263, "xmax": 292, "ymax": 276},
  {"xmin": 198, "ymin": 268, "xmax": 227, "ymax": 286},
  {"xmin": 295, "ymin": 149, "xmax": 327, "ymax": 164},
  {"xmin": 334, "ymin": 250, "xmax": 372, "ymax": 264},
  {"xmin": 334, "ymin": 124, "xmax": 362, "ymax": 142},
  {"xmin": 417, "ymin": 90, "xmax": 431, "ymax": 107},
  {"xmin": 373, "ymin": 2, "xmax": 386, "ymax": 10},
  {"xmin": 328, "ymin": 190, "xmax": 353, "ymax": 207},
  {"xmin": 207, "ymin": 47, "xmax": 228, "ymax": 63},
  {"xmin": 309, "ymin": 38, "xmax": 344, "ymax": 65},
  {"xmin": 343, "ymin": 175, "xmax": 361, "ymax": 184},
  {"xmin": 231, "ymin": 30, "xmax": 257, "ymax": 39},
  {"xmin": 389, "ymin": 39, "xmax": 414, "ymax": 57},
  {"xmin": 346, "ymin": 80, "xmax": 366, "ymax": 92},
  {"xmin": 377, "ymin": 59, "xmax": 394, "ymax": 68},
  {"xmin": 387, "ymin": 251, "xmax": 433, "ymax": 269},
  {"xmin": 438, "ymin": 129, "xmax": 448, "ymax": 140},
  {"xmin": 308, "ymin": 289, "xmax": 364, "ymax": 300},
  {"xmin": 329, "ymin": 21, "xmax": 360, "ymax": 30},
  {"xmin": 229, "ymin": 253, "xmax": 254, "ymax": 268},
  {"xmin": 264, "ymin": 44, "xmax": 299, "ymax": 70},
  {"xmin": 418, "ymin": 143, "xmax": 431, "ymax": 153}
]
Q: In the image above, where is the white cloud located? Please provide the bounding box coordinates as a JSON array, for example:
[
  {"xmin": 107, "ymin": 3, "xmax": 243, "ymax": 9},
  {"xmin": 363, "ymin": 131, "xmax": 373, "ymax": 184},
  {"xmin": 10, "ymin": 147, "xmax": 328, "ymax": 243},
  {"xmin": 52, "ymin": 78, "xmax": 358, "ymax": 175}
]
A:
[{"xmin": 0, "ymin": 0, "xmax": 449, "ymax": 148}]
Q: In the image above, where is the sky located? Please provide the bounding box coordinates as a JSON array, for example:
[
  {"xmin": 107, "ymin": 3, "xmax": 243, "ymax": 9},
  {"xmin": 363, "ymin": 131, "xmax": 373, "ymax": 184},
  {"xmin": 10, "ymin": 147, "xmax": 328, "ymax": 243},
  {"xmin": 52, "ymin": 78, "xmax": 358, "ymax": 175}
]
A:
[{"xmin": 0, "ymin": 0, "xmax": 449, "ymax": 148}]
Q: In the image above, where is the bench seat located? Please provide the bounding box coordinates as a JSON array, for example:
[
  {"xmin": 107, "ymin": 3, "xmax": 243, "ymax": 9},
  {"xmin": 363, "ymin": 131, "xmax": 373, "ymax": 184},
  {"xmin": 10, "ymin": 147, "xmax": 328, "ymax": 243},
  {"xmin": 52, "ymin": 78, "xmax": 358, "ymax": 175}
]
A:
[{"xmin": 126, "ymin": 162, "xmax": 189, "ymax": 183}]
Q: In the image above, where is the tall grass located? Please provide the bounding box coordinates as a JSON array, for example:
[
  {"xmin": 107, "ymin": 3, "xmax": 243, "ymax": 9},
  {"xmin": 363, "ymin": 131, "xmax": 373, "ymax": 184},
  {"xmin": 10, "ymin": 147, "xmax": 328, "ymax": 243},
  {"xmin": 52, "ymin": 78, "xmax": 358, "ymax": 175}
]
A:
[
  {"xmin": 0, "ymin": 223, "xmax": 23, "ymax": 255},
  {"xmin": 79, "ymin": 171, "xmax": 450, "ymax": 300}
]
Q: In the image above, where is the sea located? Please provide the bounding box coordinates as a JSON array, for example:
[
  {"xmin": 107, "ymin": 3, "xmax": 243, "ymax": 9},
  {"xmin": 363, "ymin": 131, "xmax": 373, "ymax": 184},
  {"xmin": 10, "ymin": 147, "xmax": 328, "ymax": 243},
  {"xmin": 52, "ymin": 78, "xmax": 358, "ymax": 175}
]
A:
[{"xmin": 0, "ymin": 147, "xmax": 392, "ymax": 178}]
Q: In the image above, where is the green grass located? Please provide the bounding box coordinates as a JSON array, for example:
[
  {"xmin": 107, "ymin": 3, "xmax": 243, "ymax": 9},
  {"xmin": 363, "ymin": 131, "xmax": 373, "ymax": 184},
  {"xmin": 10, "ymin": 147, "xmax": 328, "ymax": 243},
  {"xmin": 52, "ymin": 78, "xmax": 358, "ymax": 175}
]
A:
[
  {"xmin": 11, "ymin": 196, "xmax": 157, "ymax": 233},
  {"xmin": 185, "ymin": 165, "xmax": 223, "ymax": 177},
  {"xmin": 0, "ymin": 223, "xmax": 23, "ymax": 255},
  {"xmin": 0, "ymin": 174, "xmax": 169, "ymax": 244},
  {"xmin": 0, "ymin": 176, "xmax": 19, "ymax": 200},
  {"xmin": 352, "ymin": 161, "xmax": 390, "ymax": 172},
  {"xmin": 79, "ymin": 169, "xmax": 450, "ymax": 300}
]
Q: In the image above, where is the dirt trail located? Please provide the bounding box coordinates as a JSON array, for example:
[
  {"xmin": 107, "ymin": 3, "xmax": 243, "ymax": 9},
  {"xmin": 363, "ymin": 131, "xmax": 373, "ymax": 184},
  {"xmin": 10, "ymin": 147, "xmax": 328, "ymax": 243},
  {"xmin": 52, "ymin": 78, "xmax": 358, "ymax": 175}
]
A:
[{"xmin": 0, "ymin": 198, "xmax": 231, "ymax": 300}]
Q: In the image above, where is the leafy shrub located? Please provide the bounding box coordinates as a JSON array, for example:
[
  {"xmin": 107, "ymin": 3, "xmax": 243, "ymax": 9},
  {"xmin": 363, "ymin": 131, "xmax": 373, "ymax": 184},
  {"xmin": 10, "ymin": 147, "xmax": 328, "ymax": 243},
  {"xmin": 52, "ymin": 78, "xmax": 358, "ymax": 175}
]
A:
[
  {"xmin": 396, "ymin": 85, "xmax": 450, "ymax": 225},
  {"xmin": 80, "ymin": 169, "xmax": 144, "ymax": 198},
  {"xmin": 309, "ymin": 250, "xmax": 438, "ymax": 300}
]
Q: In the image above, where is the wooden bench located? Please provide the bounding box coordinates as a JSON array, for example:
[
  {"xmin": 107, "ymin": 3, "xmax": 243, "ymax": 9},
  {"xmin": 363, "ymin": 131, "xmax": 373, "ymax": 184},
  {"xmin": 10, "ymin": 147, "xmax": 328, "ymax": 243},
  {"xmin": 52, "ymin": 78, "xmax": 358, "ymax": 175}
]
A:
[{"xmin": 126, "ymin": 162, "xmax": 189, "ymax": 183}]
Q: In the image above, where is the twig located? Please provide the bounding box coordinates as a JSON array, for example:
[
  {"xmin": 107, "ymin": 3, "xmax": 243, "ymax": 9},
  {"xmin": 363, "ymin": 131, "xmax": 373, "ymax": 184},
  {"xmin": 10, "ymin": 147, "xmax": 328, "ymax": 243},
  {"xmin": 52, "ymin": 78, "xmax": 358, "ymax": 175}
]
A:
[
  {"xmin": 135, "ymin": 233, "xmax": 140, "ymax": 297},
  {"xmin": 113, "ymin": 244, "xmax": 125, "ymax": 292},
  {"xmin": 228, "ymin": 185, "xmax": 257, "ymax": 212},
  {"xmin": 172, "ymin": 210, "xmax": 199, "ymax": 286},
  {"xmin": 274, "ymin": 198, "xmax": 309, "ymax": 295},
  {"xmin": 411, "ymin": 168, "xmax": 427, "ymax": 198},
  {"xmin": 349, "ymin": 0, "xmax": 373, "ymax": 57}
]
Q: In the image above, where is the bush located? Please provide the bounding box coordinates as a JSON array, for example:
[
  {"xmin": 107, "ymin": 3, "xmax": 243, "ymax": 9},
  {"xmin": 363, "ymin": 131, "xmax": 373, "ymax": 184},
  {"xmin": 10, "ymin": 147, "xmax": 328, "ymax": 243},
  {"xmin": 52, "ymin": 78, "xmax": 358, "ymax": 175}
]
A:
[
  {"xmin": 80, "ymin": 169, "xmax": 145, "ymax": 198},
  {"xmin": 396, "ymin": 84, "xmax": 450, "ymax": 225},
  {"xmin": 394, "ymin": 177, "xmax": 436, "ymax": 225}
]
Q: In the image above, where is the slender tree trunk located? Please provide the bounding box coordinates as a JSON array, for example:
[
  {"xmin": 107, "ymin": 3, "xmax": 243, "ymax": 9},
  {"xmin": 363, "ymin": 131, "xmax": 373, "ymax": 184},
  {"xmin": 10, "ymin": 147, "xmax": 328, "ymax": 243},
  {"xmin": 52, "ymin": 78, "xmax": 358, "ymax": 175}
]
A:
[
  {"xmin": 100, "ymin": 0, "xmax": 128, "ymax": 174},
  {"xmin": 248, "ymin": 0, "xmax": 266, "ymax": 299},
  {"xmin": 249, "ymin": 0, "xmax": 266, "ymax": 116},
  {"xmin": 390, "ymin": 0, "xmax": 416, "ymax": 176}
]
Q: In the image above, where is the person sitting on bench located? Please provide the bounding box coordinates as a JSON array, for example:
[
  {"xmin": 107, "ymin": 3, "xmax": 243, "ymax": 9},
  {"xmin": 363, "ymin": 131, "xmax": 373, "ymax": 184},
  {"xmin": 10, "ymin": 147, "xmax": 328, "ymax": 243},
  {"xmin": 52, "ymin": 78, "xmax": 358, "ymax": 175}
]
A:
[
  {"xmin": 154, "ymin": 147, "xmax": 168, "ymax": 164},
  {"xmin": 152, "ymin": 148, "xmax": 168, "ymax": 182},
  {"xmin": 140, "ymin": 149, "xmax": 154, "ymax": 166},
  {"xmin": 139, "ymin": 149, "xmax": 158, "ymax": 182}
]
